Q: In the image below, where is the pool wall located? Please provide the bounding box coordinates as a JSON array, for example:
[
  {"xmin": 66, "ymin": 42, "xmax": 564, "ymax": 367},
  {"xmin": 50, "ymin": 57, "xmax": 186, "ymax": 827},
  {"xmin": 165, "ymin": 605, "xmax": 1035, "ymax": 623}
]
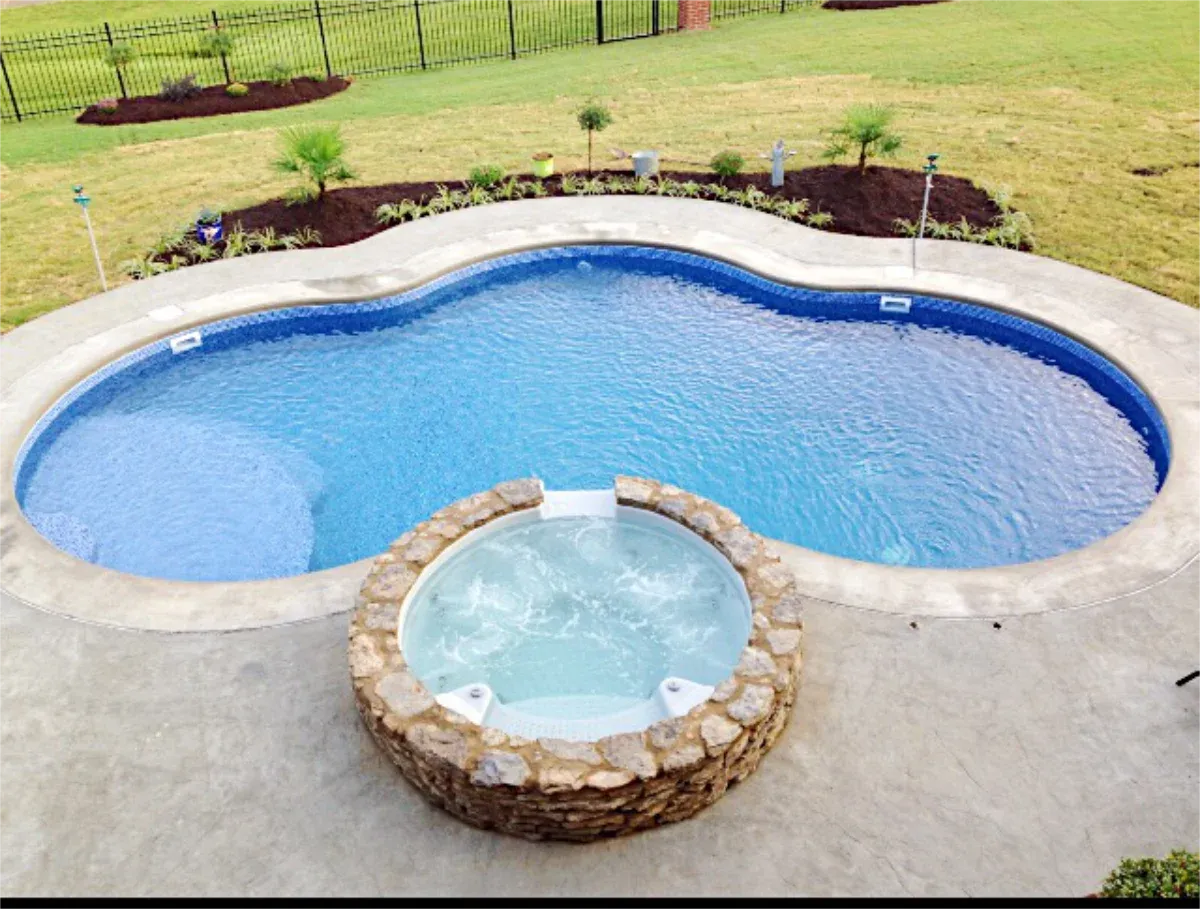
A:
[
  {"xmin": 1, "ymin": 196, "xmax": 1196, "ymax": 629},
  {"xmin": 350, "ymin": 477, "xmax": 804, "ymax": 841}
]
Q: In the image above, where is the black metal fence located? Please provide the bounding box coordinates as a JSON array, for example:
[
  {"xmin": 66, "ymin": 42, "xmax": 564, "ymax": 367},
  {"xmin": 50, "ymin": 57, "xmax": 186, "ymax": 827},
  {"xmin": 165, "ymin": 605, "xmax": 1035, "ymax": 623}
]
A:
[{"xmin": 0, "ymin": 0, "xmax": 816, "ymax": 123}]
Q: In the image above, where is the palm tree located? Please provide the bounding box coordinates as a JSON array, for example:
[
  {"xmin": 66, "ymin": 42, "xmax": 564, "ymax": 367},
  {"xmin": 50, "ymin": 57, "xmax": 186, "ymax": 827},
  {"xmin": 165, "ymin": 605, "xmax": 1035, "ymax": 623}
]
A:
[
  {"xmin": 273, "ymin": 126, "xmax": 357, "ymax": 204},
  {"xmin": 823, "ymin": 104, "xmax": 903, "ymax": 175}
]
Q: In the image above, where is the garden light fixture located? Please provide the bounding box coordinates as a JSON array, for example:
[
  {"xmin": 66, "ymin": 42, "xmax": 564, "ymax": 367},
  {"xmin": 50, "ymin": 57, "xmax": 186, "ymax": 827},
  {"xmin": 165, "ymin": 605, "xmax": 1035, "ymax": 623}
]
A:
[{"xmin": 72, "ymin": 184, "xmax": 107, "ymax": 292}]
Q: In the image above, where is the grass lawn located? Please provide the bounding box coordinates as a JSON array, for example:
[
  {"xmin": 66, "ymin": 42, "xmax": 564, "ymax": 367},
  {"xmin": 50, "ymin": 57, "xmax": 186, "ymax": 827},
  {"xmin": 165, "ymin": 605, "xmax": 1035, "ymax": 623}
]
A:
[{"xmin": 1, "ymin": 0, "xmax": 1197, "ymax": 329}]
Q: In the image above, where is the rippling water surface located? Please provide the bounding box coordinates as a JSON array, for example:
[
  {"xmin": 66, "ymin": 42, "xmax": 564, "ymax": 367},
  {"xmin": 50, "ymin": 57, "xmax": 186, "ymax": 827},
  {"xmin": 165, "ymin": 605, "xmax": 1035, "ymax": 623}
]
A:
[
  {"xmin": 403, "ymin": 514, "xmax": 750, "ymax": 712},
  {"xmin": 18, "ymin": 253, "xmax": 1162, "ymax": 580}
]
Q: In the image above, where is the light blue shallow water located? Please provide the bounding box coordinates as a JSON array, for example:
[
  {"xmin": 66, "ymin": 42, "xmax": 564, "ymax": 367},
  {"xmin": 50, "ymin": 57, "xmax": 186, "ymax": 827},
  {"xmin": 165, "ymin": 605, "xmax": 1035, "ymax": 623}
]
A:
[
  {"xmin": 403, "ymin": 512, "xmax": 751, "ymax": 713},
  {"xmin": 16, "ymin": 247, "xmax": 1165, "ymax": 581}
]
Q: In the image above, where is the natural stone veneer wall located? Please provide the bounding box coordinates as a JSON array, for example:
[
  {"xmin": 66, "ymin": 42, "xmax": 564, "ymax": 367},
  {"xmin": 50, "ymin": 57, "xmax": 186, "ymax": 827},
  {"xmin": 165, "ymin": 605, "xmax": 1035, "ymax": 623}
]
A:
[{"xmin": 349, "ymin": 476, "xmax": 806, "ymax": 841}]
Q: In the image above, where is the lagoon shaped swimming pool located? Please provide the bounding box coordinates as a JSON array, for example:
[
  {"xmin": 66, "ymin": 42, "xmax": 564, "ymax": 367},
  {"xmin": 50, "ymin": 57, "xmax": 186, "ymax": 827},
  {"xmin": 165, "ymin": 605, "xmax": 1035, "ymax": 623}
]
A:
[{"xmin": 15, "ymin": 246, "xmax": 1168, "ymax": 582}]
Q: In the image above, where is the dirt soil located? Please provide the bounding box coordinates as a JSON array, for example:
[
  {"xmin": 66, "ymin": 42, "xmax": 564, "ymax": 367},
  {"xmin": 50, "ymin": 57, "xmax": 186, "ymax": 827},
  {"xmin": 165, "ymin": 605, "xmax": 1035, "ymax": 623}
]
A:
[
  {"xmin": 221, "ymin": 165, "xmax": 1001, "ymax": 249},
  {"xmin": 76, "ymin": 76, "xmax": 349, "ymax": 125}
]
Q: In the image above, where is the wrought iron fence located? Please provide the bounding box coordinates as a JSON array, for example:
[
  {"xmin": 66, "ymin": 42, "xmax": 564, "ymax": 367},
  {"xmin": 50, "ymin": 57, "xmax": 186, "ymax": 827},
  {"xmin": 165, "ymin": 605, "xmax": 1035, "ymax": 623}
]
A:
[{"xmin": 0, "ymin": 0, "xmax": 814, "ymax": 122}]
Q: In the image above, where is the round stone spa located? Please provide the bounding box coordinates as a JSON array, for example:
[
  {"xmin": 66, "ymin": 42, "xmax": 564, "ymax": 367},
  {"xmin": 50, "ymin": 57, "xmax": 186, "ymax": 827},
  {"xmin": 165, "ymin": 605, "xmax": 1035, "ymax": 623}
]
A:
[{"xmin": 400, "ymin": 491, "xmax": 752, "ymax": 741}]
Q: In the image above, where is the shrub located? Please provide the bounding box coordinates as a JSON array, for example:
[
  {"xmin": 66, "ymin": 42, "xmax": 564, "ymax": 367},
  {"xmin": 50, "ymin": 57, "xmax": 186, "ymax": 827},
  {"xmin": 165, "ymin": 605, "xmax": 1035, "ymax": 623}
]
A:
[
  {"xmin": 823, "ymin": 103, "xmax": 902, "ymax": 174},
  {"xmin": 467, "ymin": 163, "xmax": 505, "ymax": 188},
  {"xmin": 94, "ymin": 97, "xmax": 120, "ymax": 115},
  {"xmin": 710, "ymin": 150, "xmax": 745, "ymax": 180},
  {"xmin": 576, "ymin": 101, "xmax": 613, "ymax": 174},
  {"xmin": 273, "ymin": 125, "xmax": 356, "ymax": 203},
  {"xmin": 1101, "ymin": 851, "xmax": 1198, "ymax": 899},
  {"xmin": 264, "ymin": 61, "xmax": 293, "ymax": 87},
  {"xmin": 197, "ymin": 29, "xmax": 235, "ymax": 59},
  {"xmin": 102, "ymin": 42, "xmax": 136, "ymax": 72},
  {"xmin": 159, "ymin": 74, "xmax": 202, "ymax": 103},
  {"xmin": 225, "ymin": 82, "xmax": 249, "ymax": 97}
]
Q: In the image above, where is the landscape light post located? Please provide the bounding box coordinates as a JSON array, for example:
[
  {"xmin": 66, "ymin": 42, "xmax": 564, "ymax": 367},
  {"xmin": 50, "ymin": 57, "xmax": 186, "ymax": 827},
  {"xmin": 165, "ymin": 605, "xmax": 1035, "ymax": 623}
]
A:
[
  {"xmin": 72, "ymin": 184, "xmax": 107, "ymax": 292},
  {"xmin": 912, "ymin": 152, "xmax": 939, "ymax": 271}
]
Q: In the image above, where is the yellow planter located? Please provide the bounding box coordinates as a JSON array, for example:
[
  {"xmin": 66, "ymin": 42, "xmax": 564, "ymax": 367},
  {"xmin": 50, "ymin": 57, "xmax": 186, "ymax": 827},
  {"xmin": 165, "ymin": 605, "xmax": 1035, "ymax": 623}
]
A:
[{"xmin": 531, "ymin": 156, "xmax": 554, "ymax": 178}]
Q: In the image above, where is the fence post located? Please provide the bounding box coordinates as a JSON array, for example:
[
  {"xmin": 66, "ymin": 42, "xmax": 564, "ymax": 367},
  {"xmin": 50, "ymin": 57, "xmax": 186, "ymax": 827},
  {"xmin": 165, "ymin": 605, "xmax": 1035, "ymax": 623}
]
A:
[
  {"xmin": 0, "ymin": 52, "xmax": 21, "ymax": 122},
  {"xmin": 313, "ymin": 0, "xmax": 333, "ymax": 79},
  {"xmin": 413, "ymin": 0, "xmax": 427, "ymax": 69},
  {"xmin": 211, "ymin": 11, "xmax": 231, "ymax": 83},
  {"xmin": 506, "ymin": 0, "xmax": 517, "ymax": 60},
  {"xmin": 652, "ymin": 0, "xmax": 661, "ymax": 34},
  {"xmin": 102, "ymin": 22, "xmax": 127, "ymax": 98},
  {"xmin": 595, "ymin": 0, "xmax": 604, "ymax": 44},
  {"xmin": 780, "ymin": 0, "xmax": 787, "ymax": 13}
]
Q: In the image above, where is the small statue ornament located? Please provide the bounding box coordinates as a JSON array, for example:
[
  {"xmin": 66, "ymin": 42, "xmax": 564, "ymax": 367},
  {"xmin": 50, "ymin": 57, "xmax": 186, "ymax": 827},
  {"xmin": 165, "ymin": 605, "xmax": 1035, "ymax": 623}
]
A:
[{"xmin": 760, "ymin": 139, "xmax": 797, "ymax": 188}]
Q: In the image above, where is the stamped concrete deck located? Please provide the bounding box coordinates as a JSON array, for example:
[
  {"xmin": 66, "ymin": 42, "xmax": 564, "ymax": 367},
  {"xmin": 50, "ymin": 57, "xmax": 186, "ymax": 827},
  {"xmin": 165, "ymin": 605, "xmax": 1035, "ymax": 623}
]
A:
[
  {"xmin": 3, "ymin": 564, "xmax": 1197, "ymax": 897},
  {"xmin": 2, "ymin": 199, "xmax": 1198, "ymax": 895}
]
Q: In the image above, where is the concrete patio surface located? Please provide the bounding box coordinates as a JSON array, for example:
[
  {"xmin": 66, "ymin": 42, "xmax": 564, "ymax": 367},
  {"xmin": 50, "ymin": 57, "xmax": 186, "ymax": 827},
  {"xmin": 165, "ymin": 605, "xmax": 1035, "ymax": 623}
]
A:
[
  {"xmin": 1, "ymin": 199, "xmax": 1197, "ymax": 896},
  {"xmin": 3, "ymin": 559, "xmax": 1196, "ymax": 897}
]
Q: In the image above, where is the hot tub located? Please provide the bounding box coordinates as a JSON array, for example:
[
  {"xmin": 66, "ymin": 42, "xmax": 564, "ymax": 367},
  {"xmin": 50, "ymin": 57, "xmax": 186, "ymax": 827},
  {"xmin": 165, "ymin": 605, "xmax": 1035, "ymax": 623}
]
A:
[{"xmin": 349, "ymin": 476, "xmax": 804, "ymax": 841}]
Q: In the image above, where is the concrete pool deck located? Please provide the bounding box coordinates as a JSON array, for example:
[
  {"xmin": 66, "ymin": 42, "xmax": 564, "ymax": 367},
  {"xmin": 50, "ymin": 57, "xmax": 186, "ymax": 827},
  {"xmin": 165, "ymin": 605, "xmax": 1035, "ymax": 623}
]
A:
[
  {"xmin": 1, "ymin": 198, "xmax": 1197, "ymax": 895},
  {"xmin": 3, "ymin": 568, "xmax": 1196, "ymax": 897}
]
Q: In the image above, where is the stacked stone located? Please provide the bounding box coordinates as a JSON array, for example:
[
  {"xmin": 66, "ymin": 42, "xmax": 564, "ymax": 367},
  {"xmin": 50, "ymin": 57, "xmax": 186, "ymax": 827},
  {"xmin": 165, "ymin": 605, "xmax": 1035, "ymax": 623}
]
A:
[{"xmin": 349, "ymin": 475, "xmax": 808, "ymax": 842}]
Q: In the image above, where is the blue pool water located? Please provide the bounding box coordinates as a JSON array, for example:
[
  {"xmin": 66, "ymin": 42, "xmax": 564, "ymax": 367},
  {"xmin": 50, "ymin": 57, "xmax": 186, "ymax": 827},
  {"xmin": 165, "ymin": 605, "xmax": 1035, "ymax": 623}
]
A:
[
  {"xmin": 403, "ymin": 510, "xmax": 750, "ymax": 716},
  {"xmin": 15, "ymin": 246, "xmax": 1167, "ymax": 581}
]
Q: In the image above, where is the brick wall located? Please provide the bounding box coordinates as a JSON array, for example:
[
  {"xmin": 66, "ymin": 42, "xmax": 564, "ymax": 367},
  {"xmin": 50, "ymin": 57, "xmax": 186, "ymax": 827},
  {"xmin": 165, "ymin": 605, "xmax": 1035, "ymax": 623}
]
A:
[{"xmin": 679, "ymin": 0, "xmax": 712, "ymax": 31}]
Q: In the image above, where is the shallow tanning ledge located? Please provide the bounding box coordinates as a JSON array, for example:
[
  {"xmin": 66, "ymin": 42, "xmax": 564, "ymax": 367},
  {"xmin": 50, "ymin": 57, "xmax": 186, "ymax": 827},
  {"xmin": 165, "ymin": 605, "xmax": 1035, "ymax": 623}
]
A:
[{"xmin": 348, "ymin": 476, "xmax": 805, "ymax": 842}]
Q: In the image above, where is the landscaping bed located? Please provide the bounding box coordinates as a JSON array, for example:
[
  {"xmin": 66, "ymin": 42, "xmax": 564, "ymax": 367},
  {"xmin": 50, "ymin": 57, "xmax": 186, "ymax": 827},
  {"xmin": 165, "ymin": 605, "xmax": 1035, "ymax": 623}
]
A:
[
  {"xmin": 823, "ymin": 1, "xmax": 948, "ymax": 10},
  {"xmin": 77, "ymin": 76, "xmax": 349, "ymax": 125},
  {"xmin": 216, "ymin": 165, "xmax": 1005, "ymax": 249}
]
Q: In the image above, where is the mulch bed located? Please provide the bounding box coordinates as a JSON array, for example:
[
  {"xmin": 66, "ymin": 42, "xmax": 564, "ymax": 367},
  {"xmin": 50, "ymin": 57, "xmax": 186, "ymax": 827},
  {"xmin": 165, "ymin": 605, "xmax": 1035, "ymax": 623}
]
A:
[
  {"xmin": 221, "ymin": 165, "xmax": 1002, "ymax": 249},
  {"xmin": 76, "ymin": 76, "xmax": 349, "ymax": 126},
  {"xmin": 823, "ymin": 1, "xmax": 948, "ymax": 10}
]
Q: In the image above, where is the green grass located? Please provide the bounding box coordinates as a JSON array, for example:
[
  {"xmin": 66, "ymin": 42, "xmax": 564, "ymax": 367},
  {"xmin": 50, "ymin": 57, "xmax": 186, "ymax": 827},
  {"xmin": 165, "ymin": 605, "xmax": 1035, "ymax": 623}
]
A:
[
  {"xmin": 0, "ymin": 0, "xmax": 663, "ymax": 120},
  {"xmin": 1, "ymin": 1, "xmax": 1196, "ymax": 330}
]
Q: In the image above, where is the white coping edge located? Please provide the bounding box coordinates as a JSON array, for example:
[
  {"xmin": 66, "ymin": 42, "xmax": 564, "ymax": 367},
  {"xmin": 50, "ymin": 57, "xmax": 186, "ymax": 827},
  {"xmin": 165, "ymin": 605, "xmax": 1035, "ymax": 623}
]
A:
[
  {"xmin": 412, "ymin": 492, "xmax": 735, "ymax": 741},
  {"xmin": 1, "ymin": 196, "xmax": 1196, "ymax": 631}
]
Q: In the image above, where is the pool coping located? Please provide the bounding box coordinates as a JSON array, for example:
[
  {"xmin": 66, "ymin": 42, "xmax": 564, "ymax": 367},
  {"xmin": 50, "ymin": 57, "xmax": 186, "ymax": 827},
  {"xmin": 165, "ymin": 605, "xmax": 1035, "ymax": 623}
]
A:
[{"xmin": 1, "ymin": 196, "xmax": 1197, "ymax": 631}]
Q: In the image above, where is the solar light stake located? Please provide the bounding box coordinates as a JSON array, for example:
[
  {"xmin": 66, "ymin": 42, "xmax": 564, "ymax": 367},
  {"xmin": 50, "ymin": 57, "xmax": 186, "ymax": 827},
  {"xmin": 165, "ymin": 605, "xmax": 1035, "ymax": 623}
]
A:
[
  {"xmin": 72, "ymin": 184, "xmax": 107, "ymax": 292},
  {"xmin": 912, "ymin": 153, "xmax": 939, "ymax": 272}
]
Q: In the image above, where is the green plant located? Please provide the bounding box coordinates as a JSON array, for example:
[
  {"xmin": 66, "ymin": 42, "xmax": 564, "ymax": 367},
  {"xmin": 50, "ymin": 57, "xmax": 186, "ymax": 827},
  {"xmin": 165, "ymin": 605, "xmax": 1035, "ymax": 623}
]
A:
[
  {"xmin": 376, "ymin": 199, "xmax": 424, "ymax": 224},
  {"xmin": 273, "ymin": 125, "xmax": 356, "ymax": 203},
  {"xmin": 101, "ymin": 42, "xmax": 136, "ymax": 75},
  {"xmin": 159, "ymin": 74, "xmax": 202, "ymax": 103},
  {"xmin": 464, "ymin": 184, "xmax": 493, "ymax": 206},
  {"xmin": 805, "ymin": 210, "xmax": 834, "ymax": 228},
  {"xmin": 264, "ymin": 61, "xmax": 293, "ymax": 87},
  {"xmin": 560, "ymin": 174, "xmax": 583, "ymax": 195},
  {"xmin": 467, "ymin": 163, "xmax": 505, "ymax": 188},
  {"xmin": 1100, "ymin": 851, "xmax": 1198, "ymax": 899},
  {"xmin": 196, "ymin": 207, "xmax": 221, "ymax": 226},
  {"xmin": 225, "ymin": 82, "xmax": 249, "ymax": 97},
  {"xmin": 427, "ymin": 185, "xmax": 464, "ymax": 213},
  {"xmin": 121, "ymin": 255, "xmax": 167, "ymax": 280},
  {"xmin": 197, "ymin": 29, "xmax": 235, "ymax": 60},
  {"xmin": 576, "ymin": 101, "xmax": 613, "ymax": 174},
  {"xmin": 823, "ymin": 103, "xmax": 903, "ymax": 174},
  {"xmin": 291, "ymin": 226, "xmax": 322, "ymax": 246},
  {"xmin": 93, "ymin": 97, "xmax": 120, "ymax": 115},
  {"xmin": 221, "ymin": 228, "xmax": 250, "ymax": 258},
  {"xmin": 772, "ymin": 198, "xmax": 808, "ymax": 219},
  {"xmin": 246, "ymin": 227, "xmax": 282, "ymax": 251},
  {"xmin": 183, "ymin": 239, "xmax": 217, "ymax": 262},
  {"xmin": 710, "ymin": 150, "xmax": 745, "ymax": 181}
]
